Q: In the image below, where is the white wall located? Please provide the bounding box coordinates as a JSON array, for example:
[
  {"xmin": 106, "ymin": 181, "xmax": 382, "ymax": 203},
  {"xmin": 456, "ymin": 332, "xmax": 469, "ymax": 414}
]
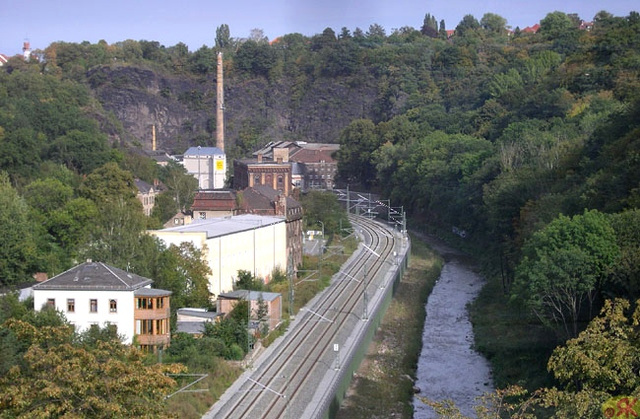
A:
[
  {"xmin": 183, "ymin": 154, "xmax": 226, "ymax": 189},
  {"xmin": 33, "ymin": 289, "xmax": 136, "ymax": 344},
  {"xmin": 150, "ymin": 221, "xmax": 287, "ymax": 298}
]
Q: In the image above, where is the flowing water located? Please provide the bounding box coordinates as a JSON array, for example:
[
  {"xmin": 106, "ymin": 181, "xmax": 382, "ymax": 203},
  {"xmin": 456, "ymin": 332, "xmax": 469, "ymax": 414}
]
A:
[{"xmin": 412, "ymin": 236, "xmax": 493, "ymax": 418}]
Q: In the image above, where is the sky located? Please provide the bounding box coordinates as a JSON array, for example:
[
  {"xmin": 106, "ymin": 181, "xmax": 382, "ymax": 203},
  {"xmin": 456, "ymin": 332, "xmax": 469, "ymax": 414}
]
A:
[{"xmin": 1, "ymin": 0, "xmax": 638, "ymax": 56}]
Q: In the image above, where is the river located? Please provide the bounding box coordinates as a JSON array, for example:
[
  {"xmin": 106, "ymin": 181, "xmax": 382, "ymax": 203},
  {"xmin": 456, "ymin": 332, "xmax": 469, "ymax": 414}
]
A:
[{"xmin": 412, "ymin": 234, "xmax": 494, "ymax": 418}]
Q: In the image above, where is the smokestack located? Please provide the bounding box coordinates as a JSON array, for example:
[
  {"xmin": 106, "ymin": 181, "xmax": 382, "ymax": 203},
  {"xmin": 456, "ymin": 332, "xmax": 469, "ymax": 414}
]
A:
[
  {"xmin": 152, "ymin": 124, "xmax": 156, "ymax": 151},
  {"xmin": 216, "ymin": 52, "xmax": 224, "ymax": 152}
]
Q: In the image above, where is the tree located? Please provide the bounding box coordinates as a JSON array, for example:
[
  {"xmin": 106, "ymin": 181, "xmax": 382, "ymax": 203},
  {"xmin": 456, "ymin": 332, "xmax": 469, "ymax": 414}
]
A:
[
  {"xmin": 235, "ymin": 269, "xmax": 262, "ymax": 291},
  {"xmin": 0, "ymin": 318, "xmax": 183, "ymax": 417},
  {"xmin": 366, "ymin": 23, "xmax": 386, "ymax": 42},
  {"xmin": 82, "ymin": 197, "xmax": 146, "ymax": 268},
  {"xmin": 215, "ymin": 24, "xmax": 232, "ymax": 50},
  {"xmin": 78, "ymin": 162, "xmax": 138, "ymax": 205},
  {"xmin": 439, "ymin": 19, "xmax": 448, "ymax": 39},
  {"xmin": 300, "ymin": 190, "xmax": 350, "ymax": 237},
  {"xmin": 480, "ymin": 13, "xmax": 507, "ymax": 34},
  {"xmin": 156, "ymin": 161, "xmax": 197, "ymax": 217},
  {"xmin": 249, "ymin": 28, "xmax": 268, "ymax": 43},
  {"xmin": 155, "ymin": 242, "xmax": 213, "ymax": 312},
  {"xmin": 539, "ymin": 11, "xmax": 582, "ymax": 54},
  {"xmin": 23, "ymin": 177, "xmax": 73, "ymax": 215},
  {"xmin": 609, "ymin": 210, "xmax": 640, "ymax": 299},
  {"xmin": 189, "ymin": 45, "xmax": 215, "ymax": 74},
  {"xmin": 421, "ymin": 13, "xmax": 439, "ymax": 38},
  {"xmin": 512, "ymin": 210, "xmax": 620, "ymax": 337},
  {"xmin": 234, "ymin": 40, "xmax": 277, "ymax": 77},
  {"xmin": 547, "ymin": 298, "xmax": 640, "ymax": 394},
  {"xmin": 255, "ymin": 293, "xmax": 269, "ymax": 337},
  {"xmin": 0, "ymin": 172, "xmax": 38, "ymax": 286},
  {"xmin": 334, "ymin": 119, "xmax": 382, "ymax": 187},
  {"xmin": 455, "ymin": 14, "xmax": 480, "ymax": 37}
]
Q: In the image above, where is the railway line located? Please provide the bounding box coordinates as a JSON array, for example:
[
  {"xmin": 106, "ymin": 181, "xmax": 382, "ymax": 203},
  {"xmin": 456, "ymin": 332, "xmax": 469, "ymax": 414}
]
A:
[{"xmin": 204, "ymin": 214, "xmax": 408, "ymax": 419}]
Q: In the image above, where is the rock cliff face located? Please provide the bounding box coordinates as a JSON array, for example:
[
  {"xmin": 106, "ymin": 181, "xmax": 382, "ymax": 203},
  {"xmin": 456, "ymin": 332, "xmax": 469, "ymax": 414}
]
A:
[{"xmin": 87, "ymin": 65, "xmax": 378, "ymax": 154}]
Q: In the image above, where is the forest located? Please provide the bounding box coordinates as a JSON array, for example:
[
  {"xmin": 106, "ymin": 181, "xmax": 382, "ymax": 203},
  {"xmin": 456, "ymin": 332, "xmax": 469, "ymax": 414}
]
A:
[{"xmin": 1, "ymin": 8, "xmax": 640, "ymax": 417}]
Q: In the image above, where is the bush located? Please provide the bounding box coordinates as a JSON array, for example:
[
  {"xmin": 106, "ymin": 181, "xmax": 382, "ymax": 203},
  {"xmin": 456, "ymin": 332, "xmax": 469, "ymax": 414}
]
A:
[{"xmin": 229, "ymin": 344, "xmax": 244, "ymax": 360}]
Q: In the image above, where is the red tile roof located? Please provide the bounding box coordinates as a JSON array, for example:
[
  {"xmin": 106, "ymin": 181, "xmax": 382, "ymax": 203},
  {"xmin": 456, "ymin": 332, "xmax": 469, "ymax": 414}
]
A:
[{"xmin": 191, "ymin": 190, "xmax": 236, "ymax": 211}]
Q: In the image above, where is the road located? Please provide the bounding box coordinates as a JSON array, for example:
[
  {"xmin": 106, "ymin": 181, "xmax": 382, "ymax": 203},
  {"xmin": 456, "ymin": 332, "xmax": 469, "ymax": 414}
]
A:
[{"xmin": 204, "ymin": 215, "xmax": 407, "ymax": 419}]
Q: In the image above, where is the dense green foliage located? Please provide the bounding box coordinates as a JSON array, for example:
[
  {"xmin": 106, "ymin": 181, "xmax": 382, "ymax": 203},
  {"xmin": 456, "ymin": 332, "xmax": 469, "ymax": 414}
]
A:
[{"xmin": 0, "ymin": 298, "xmax": 183, "ymax": 417}]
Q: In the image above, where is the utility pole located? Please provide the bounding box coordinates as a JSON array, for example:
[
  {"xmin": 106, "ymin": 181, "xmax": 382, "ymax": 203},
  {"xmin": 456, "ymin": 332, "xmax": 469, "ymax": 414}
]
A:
[{"xmin": 288, "ymin": 252, "xmax": 295, "ymax": 318}]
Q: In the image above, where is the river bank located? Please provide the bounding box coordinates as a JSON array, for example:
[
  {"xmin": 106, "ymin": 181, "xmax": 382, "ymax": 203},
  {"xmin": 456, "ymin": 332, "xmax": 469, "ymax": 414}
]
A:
[{"xmin": 336, "ymin": 232, "xmax": 493, "ymax": 418}]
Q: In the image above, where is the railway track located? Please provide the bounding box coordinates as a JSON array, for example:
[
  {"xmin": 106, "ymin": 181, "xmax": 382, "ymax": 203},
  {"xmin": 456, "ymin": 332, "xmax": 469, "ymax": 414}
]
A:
[{"xmin": 204, "ymin": 214, "xmax": 405, "ymax": 419}]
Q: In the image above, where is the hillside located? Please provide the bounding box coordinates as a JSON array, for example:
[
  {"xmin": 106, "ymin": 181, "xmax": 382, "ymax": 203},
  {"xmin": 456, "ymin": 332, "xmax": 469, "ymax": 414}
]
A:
[{"xmin": 87, "ymin": 64, "xmax": 379, "ymax": 154}]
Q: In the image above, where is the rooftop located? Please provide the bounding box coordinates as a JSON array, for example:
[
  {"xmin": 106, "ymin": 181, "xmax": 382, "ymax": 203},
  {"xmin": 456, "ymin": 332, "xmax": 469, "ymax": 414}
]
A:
[
  {"xmin": 184, "ymin": 146, "xmax": 224, "ymax": 157},
  {"xmin": 153, "ymin": 213, "xmax": 285, "ymax": 239},
  {"xmin": 33, "ymin": 262, "xmax": 154, "ymax": 291}
]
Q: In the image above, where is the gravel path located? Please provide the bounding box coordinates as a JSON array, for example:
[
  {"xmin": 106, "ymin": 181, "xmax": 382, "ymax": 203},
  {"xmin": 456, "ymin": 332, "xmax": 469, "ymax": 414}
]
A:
[{"xmin": 412, "ymin": 234, "xmax": 493, "ymax": 418}]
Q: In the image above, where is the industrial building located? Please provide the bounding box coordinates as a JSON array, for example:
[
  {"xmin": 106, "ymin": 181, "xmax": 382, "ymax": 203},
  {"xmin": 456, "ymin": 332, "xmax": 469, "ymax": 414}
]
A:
[{"xmin": 148, "ymin": 214, "xmax": 287, "ymax": 299}]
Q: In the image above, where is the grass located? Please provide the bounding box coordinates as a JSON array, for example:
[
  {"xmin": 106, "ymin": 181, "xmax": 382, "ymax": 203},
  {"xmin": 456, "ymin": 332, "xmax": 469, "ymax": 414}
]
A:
[
  {"xmin": 164, "ymin": 359, "xmax": 243, "ymax": 418},
  {"xmin": 335, "ymin": 233, "xmax": 443, "ymax": 419}
]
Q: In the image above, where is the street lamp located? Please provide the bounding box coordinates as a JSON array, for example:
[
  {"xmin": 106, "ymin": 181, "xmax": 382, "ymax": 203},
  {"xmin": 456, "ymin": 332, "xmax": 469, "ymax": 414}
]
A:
[{"xmin": 317, "ymin": 220, "xmax": 324, "ymax": 238}]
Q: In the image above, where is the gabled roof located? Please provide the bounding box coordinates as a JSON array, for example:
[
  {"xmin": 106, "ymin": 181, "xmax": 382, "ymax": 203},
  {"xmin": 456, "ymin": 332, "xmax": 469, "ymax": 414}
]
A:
[
  {"xmin": 240, "ymin": 185, "xmax": 302, "ymax": 213},
  {"xmin": 184, "ymin": 146, "xmax": 225, "ymax": 157},
  {"xmin": 135, "ymin": 179, "xmax": 154, "ymax": 194},
  {"xmin": 33, "ymin": 262, "xmax": 154, "ymax": 291},
  {"xmin": 290, "ymin": 147, "xmax": 337, "ymax": 164},
  {"xmin": 240, "ymin": 188, "xmax": 273, "ymax": 212},
  {"xmin": 252, "ymin": 141, "xmax": 300, "ymax": 159}
]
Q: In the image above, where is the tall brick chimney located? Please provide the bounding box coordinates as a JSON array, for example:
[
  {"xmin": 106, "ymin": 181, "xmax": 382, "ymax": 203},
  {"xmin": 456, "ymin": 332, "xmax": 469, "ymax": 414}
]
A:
[{"xmin": 216, "ymin": 52, "xmax": 224, "ymax": 152}]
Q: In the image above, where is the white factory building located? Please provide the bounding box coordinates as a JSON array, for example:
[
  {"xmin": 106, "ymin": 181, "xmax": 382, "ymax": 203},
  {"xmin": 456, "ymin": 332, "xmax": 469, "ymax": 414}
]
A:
[
  {"xmin": 182, "ymin": 146, "xmax": 226, "ymax": 190},
  {"xmin": 148, "ymin": 214, "xmax": 287, "ymax": 298}
]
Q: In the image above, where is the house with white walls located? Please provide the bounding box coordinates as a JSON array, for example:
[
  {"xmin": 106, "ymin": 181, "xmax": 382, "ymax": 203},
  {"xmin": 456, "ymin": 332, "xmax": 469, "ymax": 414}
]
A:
[{"xmin": 32, "ymin": 261, "xmax": 171, "ymax": 352}]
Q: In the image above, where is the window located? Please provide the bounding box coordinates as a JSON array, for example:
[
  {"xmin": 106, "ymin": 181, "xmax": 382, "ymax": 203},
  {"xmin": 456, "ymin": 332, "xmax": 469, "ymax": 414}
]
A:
[
  {"xmin": 136, "ymin": 297, "xmax": 153, "ymax": 309},
  {"xmin": 109, "ymin": 299, "xmax": 117, "ymax": 313},
  {"xmin": 157, "ymin": 297, "xmax": 164, "ymax": 309},
  {"xmin": 47, "ymin": 298, "xmax": 55, "ymax": 308},
  {"xmin": 67, "ymin": 299, "xmax": 75, "ymax": 312},
  {"xmin": 136, "ymin": 319, "xmax": 153, "ymax": 335},
  {"xmin": 156, "ymin": 319, "xmax": 167, "ymax": 335},
  {"xmin": 90, "ymin": 299, "xmax": 98, "ymax": 313},
  {"xmin": 199, "ymin": 212, "xmax": 206, "ymax": 220}
]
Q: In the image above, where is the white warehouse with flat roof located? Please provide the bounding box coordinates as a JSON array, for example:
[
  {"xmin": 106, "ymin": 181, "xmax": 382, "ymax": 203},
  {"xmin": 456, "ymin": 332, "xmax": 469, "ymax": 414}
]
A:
[{"xmin": 148, "ymin": 214, "xmax": 287, "ymax": 298}]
